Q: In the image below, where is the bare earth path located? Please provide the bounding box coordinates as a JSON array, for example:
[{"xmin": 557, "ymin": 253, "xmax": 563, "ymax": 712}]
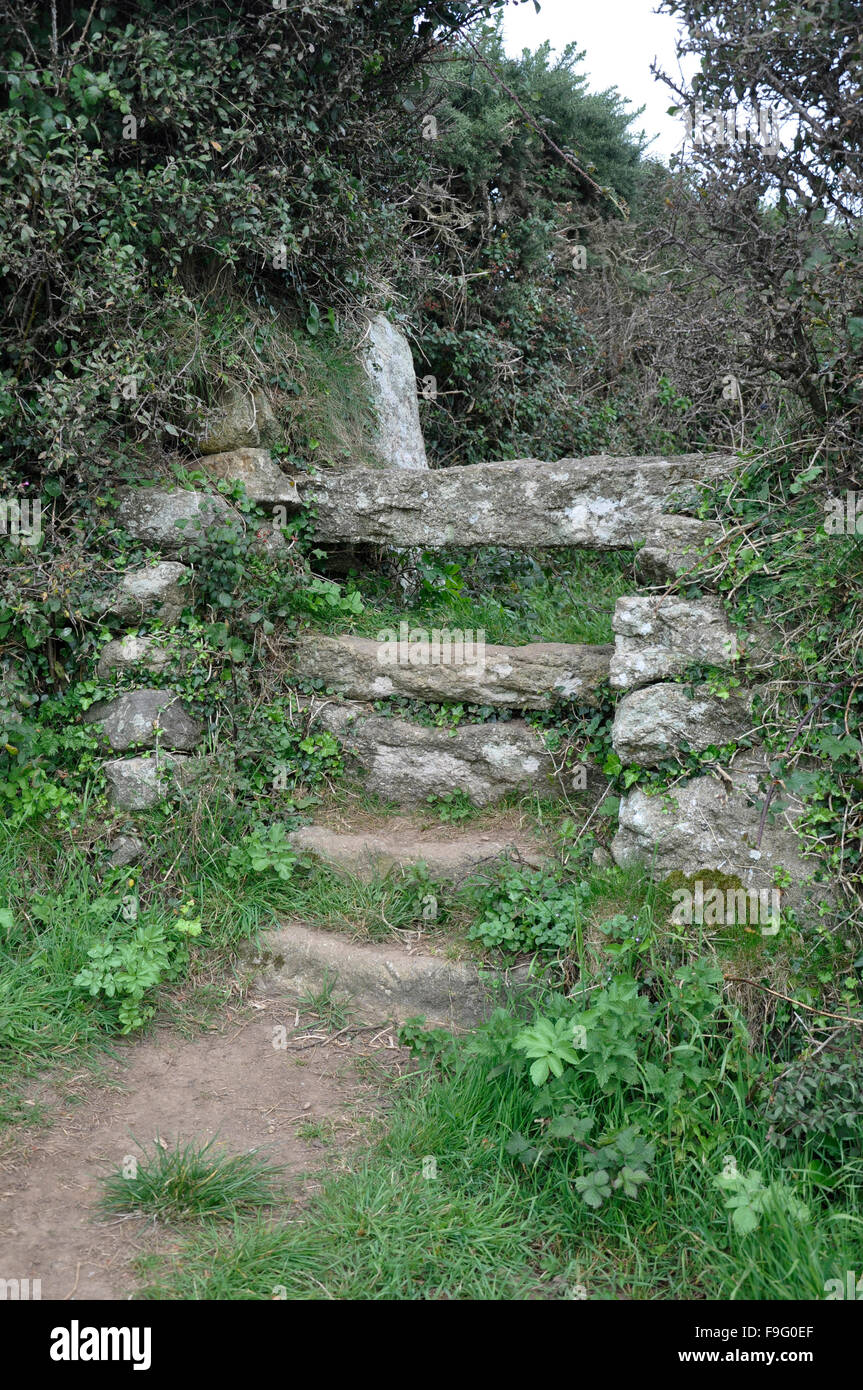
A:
[{"xmin": 0, "ymin": 1000, "xmax": 405, "ymax": 1301}]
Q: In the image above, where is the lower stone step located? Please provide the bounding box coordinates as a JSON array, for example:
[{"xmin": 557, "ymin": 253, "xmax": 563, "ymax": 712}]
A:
[
  {"xmin": 312, "ymin": 703, "xmax": 572, "ymax": 805},
  {"xmin": 288, "ymin": 819, "xmax": 548, "ymax": 880},
  {"xmin": 293, "ymin": 632, "xmax": 611, "ymax": 709},
  {"xmin": 242, "ymin": 922, "xmax": 530, "ymax": 1027}
]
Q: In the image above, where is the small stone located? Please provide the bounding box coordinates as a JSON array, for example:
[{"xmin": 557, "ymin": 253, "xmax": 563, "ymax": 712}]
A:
[
  {"xmin": 103, "ymin": 561, "xmax": 190, "ymax": 626},
  {"xmin": 103, "ymin": 752, "xmax": 197, "ymax": 809},
  {"xmin": 198, "ymin": 447, "xmax": 300, "ymax": 507},
  {"xmin": 97, "ymin": 635, "xmax": 175, "ymax": 679},
  {"xmin": 85, "ymin": 689, "xmax": 202, "ymax": 752},
  {"xmin": 612, "ymin": 683, "xmax": 753, "ymax": 767},
  {"xmin": 106, "ymin": 834, "xmax": 145, "ymax": 868}
]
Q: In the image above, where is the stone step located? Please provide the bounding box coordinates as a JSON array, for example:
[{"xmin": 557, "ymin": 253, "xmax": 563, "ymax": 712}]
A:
[
  {"xmin": 243, "ymin": 922, "xmax": 530, "ymax": 1027},
  {"xmin": 296, "ymin": 453, "xmax": 735, "ymax": 549},
  {"xmin": 311, "ymin": 702, "xmax": 581, "ymax": 805},
  {"xmin": 288, "ymin": 819, "xmax": 549, "ymax": 880},
  {"xmin": 293, "ymin": 632, "xmax": 611, "ymax": 709}
]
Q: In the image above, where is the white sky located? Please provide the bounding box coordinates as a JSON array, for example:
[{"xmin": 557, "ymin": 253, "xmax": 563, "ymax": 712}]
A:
[{"xmin": 500, "ymin": 0, "xmax": 699, "ymax": 161}]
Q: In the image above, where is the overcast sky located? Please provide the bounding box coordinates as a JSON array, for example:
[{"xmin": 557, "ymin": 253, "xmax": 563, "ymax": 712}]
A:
[{"xmin": 500, "ymin": 0, "xmax": 699, "ymax": 161}]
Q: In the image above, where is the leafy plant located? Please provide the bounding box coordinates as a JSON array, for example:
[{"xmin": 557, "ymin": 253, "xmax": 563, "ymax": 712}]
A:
[
  {"xmin": 465, "ymin": 866, "xmax": 590, "ymax": 955},
  {"xmin": 227, "ymin": 822, "xmax": 299, "ymax": 882},
  {"xmin": 714, "ymin": 1162, "xmax": 810, "ymax": 1236},
  {"xmin": 74, "ymin": 900, "xmax": 202, "ymax": 1033}
]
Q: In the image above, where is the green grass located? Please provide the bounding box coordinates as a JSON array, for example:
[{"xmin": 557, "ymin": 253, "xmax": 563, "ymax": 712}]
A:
[
  {"xmin": 99, "ymin": 1138, "xmax": 285, "ymax": 1222},
  {"xmin": 134, "ymin": 1033, "xmax": 863, "ymax": 1300},
  {"xmin": 330, "ymin": 546, "xmax": 633, "ymax": 648}
]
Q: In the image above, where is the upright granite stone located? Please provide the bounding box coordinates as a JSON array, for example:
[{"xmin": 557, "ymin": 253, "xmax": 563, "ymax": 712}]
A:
[
  {"xmin": 610, "ymin": 596, "xmax": 739, "ymax": 690},
  {"xmin": 360, "ymin": 314, "xmax": 428, "ymax": 471},
  {"xmin": 293, "ymin": 633, "xmax": 611, "ymax": 709},
  {"xmin": 297, "ymin": 454, "xmax": 736, "ymax": 549},
  {"xmin": 612, "ymin": 683, "xmax": 754, "ymax": 766}
]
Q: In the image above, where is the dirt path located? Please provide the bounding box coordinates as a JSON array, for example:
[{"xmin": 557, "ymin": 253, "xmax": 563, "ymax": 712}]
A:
[{"xmin": 0, "ymin": 999, "xmax": 406, "ymax": 1300}]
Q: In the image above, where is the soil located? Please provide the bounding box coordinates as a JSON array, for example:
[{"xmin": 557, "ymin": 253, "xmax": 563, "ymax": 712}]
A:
[{"xmin": 0, "ymin": 997, "xmax": 407, "ymax": 1301}]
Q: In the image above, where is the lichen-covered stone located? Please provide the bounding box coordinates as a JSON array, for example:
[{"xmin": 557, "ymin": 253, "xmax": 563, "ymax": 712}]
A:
[
  {"xmin": 612, "ymin": 683, "xmax": 753, "ymax": 766},
  {"xmin": 85, "ymin": 689, "xmax": 202, "ymax": 752},
  {"xmin": 611, "ymin": 754, "xmax": 828, "ymax": 913},
  {"xmin": 360, "ymin": 314, "xmax": 428, "ymax": 471},
  {"xmin": 298, "ymin": 453, "xmax": 735, "ymax": 549},
  {"xmin": 102, "ymin": 752, "xmax": 197, "ymax": 809},
  {"xmin": 197, "ymin": 447, "xmax": 300, "ymax": 506},
  {"xmin": 293, "ymin": 633, "xmax": 611, "ymax": 709},
  {"xmin": 312, "ymin": 704, "xmax": 565, "ymax": 805},
  {"xmin": 115, "ymin": 487, "xmax": 285, "ymax": 559},
  {"xmin": 610, "ymin": 596, "xmax": 738, "ymax": 690},
  {"xmin": 97, "ymin": 635, "xmax": 176, "ymax": 679},
  {"xmin": 197, "ymin": 386, "xmax": 278, "ymax": 454},
  {"xmin": 102, "ymin": 561, "xmax": 190, "ymax": 626}
]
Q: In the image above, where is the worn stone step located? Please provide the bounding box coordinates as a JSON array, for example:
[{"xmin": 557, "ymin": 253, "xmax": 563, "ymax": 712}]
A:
[
  {"xmin": 288, "ymin": 818, "xmax": 549, "ymax": 879},
  {"xmin": 294, "ymin": 632, "xmax": 611, "ymax": 709},
  {"xmin": 243, "ymin": 922, "xmax": 530, "ymax": 1027},
  {"xmin": 311, "ymin": 703, "xmax": 582, "ymax": 805},
  {"xmin": 297, "ymin": 453, "xmax": 735, "ymax": 549}
]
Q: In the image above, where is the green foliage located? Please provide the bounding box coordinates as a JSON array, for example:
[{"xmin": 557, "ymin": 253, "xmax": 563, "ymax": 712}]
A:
[
  {"xmin": 0, "ymin": 0, "xmax": 508, "ymax": 479},
  {"xmin": 465, "ymin": 866, "xmax": 591, "ymax": 954},
  {"xmin": 74, "ymin": 899, "xmax": 201, "ymax": 1034},
  {"xmin": 426, "ymin": 790, "xmax": 475, "ymax": 824},
  {"xmin": 227, "ymin": 822, "xmax": 299, "ymax": 883},
  {"xmin": 415, "ymin": 25, "xmax": 649, "ymax": 464},
  {"xmin": 99, "ymin": 1138, "xmax": 283, "ymax": 1222},
  {"xmin": 765, "ymin": 1036, "xmax": 863, "ymax": 1161},
  {"xmin": 713, "ymin": 1163, "xmax": 810, "ymax": 1237}
]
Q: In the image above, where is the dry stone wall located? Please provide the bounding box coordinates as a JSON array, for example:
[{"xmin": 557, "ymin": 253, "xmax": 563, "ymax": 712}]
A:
[{"xmin": 96, "ymin": 315, "xmax": 824, "ymax": 924}]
